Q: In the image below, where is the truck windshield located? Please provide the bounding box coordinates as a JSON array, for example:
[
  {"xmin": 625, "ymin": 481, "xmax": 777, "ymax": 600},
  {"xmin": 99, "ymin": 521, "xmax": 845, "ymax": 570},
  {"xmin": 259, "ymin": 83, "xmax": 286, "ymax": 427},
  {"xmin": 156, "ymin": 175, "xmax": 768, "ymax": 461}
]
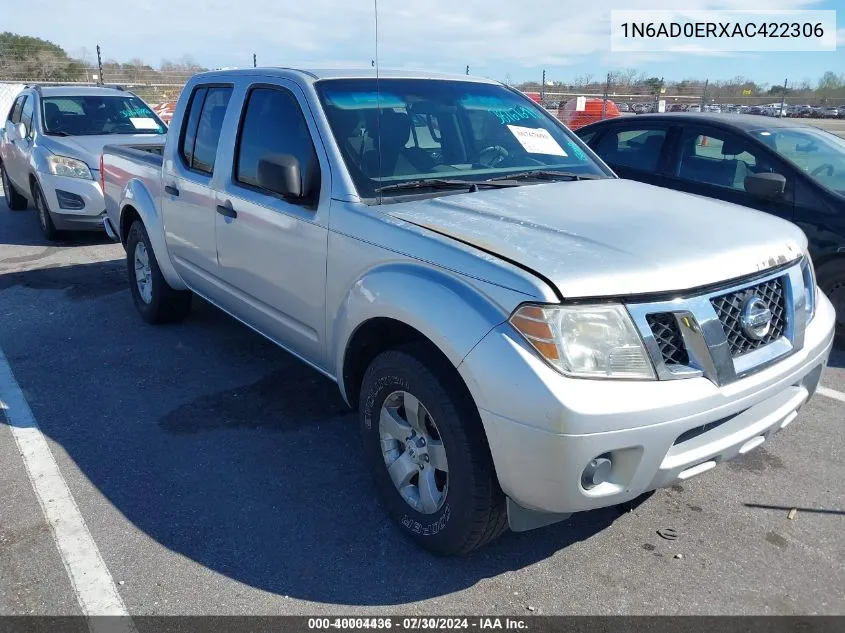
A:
[
  {"xmin": 41, "ymin": 95, "xmax": 167, "ymax": 136},
  {"xmin": 316, "ymin": 78, "xmax": 610, "ymax": 200}
]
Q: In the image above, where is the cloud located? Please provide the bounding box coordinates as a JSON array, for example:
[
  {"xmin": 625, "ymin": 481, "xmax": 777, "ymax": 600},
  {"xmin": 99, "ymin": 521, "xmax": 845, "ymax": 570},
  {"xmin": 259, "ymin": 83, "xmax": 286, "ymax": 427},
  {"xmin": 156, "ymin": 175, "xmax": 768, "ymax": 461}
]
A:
[{"xmin": 4, "ymin": 0, "xmax": 829, "ymax": 72}]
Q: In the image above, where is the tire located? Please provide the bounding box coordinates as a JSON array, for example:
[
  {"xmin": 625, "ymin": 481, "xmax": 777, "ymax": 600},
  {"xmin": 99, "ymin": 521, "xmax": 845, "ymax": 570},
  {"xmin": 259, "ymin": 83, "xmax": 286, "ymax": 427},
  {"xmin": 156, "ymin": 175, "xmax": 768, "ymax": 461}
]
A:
[
  {"xmin": 126, "ymin": 220, "xmax": 192, "ymax": 324},
  {"xmin": 32, "ymin": 181, "xmax": 60, "ymax": 241},
  {"xmin": 817, "ymin": 259, "xmax": 845, "ymax": 348},
  {"xmin": 1, "ymin": 164, "xmax": 28, "ymax": 210},
  {"xmin": 359, "ymin": 343, "xmax": 507, "ymax": 555}
]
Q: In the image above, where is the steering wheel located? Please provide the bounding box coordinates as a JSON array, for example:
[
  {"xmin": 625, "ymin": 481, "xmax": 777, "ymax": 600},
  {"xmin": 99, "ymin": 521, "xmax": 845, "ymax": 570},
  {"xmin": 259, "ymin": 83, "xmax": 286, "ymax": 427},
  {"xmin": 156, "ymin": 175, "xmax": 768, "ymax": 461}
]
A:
[
  {"xmin": 811, "ymin": 163, "xmax": 834, "ymax": 178},
  {"xmin": 472, "ymin": 145, "xmax": 509, "ymax": 168}
]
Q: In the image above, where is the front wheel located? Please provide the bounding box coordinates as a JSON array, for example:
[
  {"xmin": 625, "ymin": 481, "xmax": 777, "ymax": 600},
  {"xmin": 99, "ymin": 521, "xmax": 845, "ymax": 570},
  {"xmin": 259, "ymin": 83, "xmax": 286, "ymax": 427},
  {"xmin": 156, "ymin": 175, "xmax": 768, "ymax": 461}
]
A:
[
  {"xmin": 126, "ymin": 220, "xmax": 192, "ymax": 324},
  {"xmin": 359, "ymin": 344, "xmax": 507, "ymax": 555},
  {"xmin": 32, "ymin": 182, "xmax": 59, "ymax": 241}
]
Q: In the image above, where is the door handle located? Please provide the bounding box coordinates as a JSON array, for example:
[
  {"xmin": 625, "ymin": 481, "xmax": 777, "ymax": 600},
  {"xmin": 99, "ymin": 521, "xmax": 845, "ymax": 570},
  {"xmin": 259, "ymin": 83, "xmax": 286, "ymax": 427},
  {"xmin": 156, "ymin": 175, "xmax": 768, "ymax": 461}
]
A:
[
  {"xmin": 164, "ymin": 185, "xmax": 179, "ymax": 196},
  {"xmin": 216, "ymin": 204, "xmax": 237, "ymax": 219}
]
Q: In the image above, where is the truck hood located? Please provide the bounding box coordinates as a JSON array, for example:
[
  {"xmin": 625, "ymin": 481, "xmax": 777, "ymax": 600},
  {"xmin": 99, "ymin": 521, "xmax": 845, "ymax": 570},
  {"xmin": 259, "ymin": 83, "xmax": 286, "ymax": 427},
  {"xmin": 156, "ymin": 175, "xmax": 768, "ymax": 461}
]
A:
[
  {"xmin": 387, "ymin": 179, "xmax": 807, "ymax": 299},
  {"xmin": 38, "ymin": 134, "xmax": 164, "ymax": 169}
]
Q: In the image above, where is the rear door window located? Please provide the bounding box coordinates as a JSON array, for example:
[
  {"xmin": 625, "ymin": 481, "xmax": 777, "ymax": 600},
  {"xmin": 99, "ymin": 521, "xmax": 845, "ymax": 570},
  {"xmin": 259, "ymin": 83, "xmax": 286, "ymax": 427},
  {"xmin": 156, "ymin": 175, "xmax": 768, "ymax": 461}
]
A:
[
  {"xmin": 179, "ymin": 86, "xmax": 232, "ymax": 175},
  {"xmin": 594, "ymin": 127, "xmax": 667, "ymax": 172}
]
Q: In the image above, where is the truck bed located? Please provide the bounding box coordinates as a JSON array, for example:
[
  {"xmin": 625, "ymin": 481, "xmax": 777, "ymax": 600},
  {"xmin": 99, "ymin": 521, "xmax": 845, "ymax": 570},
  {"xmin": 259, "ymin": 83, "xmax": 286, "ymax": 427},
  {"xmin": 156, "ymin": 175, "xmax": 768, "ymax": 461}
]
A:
[{"xmin": 101, "ymin": 143, "xmax": 165, "ymax": 232}]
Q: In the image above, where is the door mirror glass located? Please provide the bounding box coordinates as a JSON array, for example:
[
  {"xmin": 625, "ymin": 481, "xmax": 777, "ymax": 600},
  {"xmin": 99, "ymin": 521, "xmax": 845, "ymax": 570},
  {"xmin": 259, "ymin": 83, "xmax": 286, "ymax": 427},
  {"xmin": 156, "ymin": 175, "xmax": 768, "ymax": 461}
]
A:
[
  {"xmin": 744, "ymin": 172, "xmax": 786, "ymax": 198},
  {"xmin": 257, "ymin": 154, "xmax": 303, "ymax": 198},
  {"xmin": 16, "ymin": 122, "xmax": 27, "ymax": 140}
]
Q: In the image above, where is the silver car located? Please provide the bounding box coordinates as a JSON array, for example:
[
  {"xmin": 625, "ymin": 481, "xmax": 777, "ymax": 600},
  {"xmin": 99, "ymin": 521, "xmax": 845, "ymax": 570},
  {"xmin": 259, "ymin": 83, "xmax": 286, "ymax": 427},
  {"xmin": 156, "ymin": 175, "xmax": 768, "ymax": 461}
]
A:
[{"xmin": 0, "ymin": 85, "xmax": 166, "ymax": 240}]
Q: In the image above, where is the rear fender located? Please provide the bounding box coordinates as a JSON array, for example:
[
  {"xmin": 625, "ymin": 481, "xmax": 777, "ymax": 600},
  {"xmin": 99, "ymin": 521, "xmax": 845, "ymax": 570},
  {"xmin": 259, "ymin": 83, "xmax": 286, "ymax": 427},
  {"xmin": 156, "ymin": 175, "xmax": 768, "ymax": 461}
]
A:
[{"xmin": 120, "ymin": 178, "xmax": 187, "ymax": 291}]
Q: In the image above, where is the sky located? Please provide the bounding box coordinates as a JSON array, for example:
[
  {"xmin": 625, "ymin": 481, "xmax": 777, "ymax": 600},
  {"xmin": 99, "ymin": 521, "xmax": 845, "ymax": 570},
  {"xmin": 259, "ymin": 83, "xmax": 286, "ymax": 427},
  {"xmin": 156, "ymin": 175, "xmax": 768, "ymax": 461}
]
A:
[{"xmin": 4, "ymin": 0, "xmax": 844, "ymax": 87}]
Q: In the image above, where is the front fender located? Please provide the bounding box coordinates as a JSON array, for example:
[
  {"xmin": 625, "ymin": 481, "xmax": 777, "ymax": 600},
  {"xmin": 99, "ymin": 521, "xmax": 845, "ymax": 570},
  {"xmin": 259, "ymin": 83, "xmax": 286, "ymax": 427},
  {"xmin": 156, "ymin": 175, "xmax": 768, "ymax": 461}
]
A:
[
  {"xmin": 120, "ymin": 179, "xmax": 186, "ymax": 291},
  {"xmin": 332, "ymin": 262, "xmax": 511, "ymax": 403}
]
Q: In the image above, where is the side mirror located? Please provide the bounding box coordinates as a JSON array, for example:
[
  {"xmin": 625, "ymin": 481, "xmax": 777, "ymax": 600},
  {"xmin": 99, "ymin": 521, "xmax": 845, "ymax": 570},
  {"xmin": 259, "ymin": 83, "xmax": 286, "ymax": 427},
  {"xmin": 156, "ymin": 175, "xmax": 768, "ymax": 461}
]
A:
[
  {"xmin": 257, "ymin": 154, "xmax": 303, "ymax": 199},
  {"xmin": 744, "ymin": 172, "xmax": 786, "ymax": 198},
  {"xmin": 16, "ymin": 122, "xmax": 27, "ymax": 140}
]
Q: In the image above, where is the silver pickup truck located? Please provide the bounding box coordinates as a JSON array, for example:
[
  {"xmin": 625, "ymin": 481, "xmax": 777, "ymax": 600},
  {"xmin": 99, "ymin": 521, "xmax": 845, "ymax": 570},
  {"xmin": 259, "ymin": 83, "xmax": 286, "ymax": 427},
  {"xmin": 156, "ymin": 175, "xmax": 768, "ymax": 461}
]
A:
[{"xmin": 102, "ymin": 68, "xmax": 835, "ymax": 555}]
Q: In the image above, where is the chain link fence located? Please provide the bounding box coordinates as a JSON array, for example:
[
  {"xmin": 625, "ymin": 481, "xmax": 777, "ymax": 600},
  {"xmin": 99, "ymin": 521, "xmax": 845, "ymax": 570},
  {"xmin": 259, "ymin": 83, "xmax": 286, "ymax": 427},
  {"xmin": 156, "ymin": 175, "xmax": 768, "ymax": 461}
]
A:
[{"xmin": 4, "ymin": 41, "xmax": 845, "ymax": 130}]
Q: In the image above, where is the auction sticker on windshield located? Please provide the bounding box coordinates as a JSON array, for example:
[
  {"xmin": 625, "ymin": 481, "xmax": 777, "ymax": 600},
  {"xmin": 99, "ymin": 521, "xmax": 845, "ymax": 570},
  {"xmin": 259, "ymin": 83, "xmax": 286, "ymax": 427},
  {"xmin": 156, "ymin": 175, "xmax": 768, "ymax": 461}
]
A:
[
  {"xmin": 507, "ymin": 125, "xmax": 567, "ymax": 156},
  {"xmin": 129, "ymin": 117, "xmax": 160, "ymax": 130}
]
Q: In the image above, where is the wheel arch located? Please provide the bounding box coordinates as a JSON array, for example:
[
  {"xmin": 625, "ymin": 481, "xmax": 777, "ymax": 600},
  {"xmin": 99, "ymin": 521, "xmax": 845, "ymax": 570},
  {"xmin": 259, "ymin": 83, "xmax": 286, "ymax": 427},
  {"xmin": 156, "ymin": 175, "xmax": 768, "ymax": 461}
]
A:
[
  {"xmin": 118, "ymin": 179, "xmax": 187, "ymax": 291},
  {"xmin": 334, "ymin": 262, "xmax": 511, "ymax": 409}
]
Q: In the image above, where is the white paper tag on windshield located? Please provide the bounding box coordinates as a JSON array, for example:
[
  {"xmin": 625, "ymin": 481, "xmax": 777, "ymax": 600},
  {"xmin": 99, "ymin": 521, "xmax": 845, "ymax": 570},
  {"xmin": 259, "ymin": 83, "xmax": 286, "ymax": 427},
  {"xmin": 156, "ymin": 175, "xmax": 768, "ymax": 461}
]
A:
[
  {"xmin": 129, "ymin": 117, "xmax": 159, "ymax": 130},
  {"xmin": 507, "ymin": 125, "xmax": 567, "ymax": 156}
]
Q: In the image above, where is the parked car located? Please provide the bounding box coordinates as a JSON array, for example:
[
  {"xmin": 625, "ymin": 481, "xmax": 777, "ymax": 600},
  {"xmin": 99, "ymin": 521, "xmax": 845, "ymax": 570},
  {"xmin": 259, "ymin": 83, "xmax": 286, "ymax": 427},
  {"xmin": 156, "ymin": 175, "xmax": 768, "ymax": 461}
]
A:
[
  {"xmin": 824, "ymin": 107, "xmax": 840, "ymax": 119},
  {"xmin": 746, "ymin": 106, "xmax": 764, "ymax": 115},
  {"xmin": 686, "ymin": 104, "xmax": 701, "ymax": 113},
  {"xmin": 576, "ymin": 112, "xmax": 845, "ymax": 343},
  {"xmin": 811, "ymin": 106, "xmax": 826, "ymax": 118},
  {"xmin": 101, "ymin": 68, "xmax": 833, "ymax": 554},
  {"xmin": 0, "ymin": 85, "xmax": 166, "ymax": 240},
  {"xmin": 667, "ymin": 103, "xmax": 686, "ymax": 112},
  {"xmin": 616, "ymin": 102, "xmax": 630, "ymax": 113}
]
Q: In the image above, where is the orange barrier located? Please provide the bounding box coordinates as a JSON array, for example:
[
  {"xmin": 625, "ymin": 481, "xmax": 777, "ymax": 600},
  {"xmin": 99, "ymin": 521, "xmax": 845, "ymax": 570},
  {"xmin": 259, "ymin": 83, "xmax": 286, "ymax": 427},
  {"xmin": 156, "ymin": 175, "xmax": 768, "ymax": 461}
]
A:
[{"xmin": 556, "ymin": 99, "xmax": 620, "ymax": 130}]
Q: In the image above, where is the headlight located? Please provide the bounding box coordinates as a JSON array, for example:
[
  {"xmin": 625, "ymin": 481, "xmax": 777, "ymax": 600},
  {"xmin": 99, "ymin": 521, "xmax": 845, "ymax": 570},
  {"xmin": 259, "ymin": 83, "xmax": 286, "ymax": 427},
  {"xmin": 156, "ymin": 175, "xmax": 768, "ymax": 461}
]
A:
[
  {"xmin": 509, "ymin": 303, "xmax": 656, "ymax": 379},
  {"xmin": 801, "ymin": 256, "xmax": 817, "ymax": 323},
  {"xmin": 46, "ymin": 154, "xmax": 92, "ymax": 179}
]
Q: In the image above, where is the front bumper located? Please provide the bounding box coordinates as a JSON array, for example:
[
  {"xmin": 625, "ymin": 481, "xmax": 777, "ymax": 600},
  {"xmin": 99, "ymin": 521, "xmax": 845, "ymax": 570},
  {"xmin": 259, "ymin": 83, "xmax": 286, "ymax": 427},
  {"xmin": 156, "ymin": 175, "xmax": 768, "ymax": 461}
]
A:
[
  {"xmin": 458, "ymin": 292, "xmax": 835, "ymax": 515},
  {"xmin": 38, "ymin": 171, "xmax": 105, "ymax": 230}
]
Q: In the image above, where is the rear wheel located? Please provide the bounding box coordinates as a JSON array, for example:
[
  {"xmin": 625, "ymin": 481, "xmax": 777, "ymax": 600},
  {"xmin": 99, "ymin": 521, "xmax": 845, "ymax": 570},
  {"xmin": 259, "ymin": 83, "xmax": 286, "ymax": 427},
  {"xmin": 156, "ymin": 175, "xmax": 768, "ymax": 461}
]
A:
[
  {"xmin": 359, "ymin": 344, "xmax": 507, "ymax": 555},
  {"xmin": 1, "ymin": 165, "xmax": 28, "ymax": 210},
  {"xmin": 817, "ymin": 259, "xmax": 845, "ymax": 348},
  {"xmin": 126, "ymin": 220, "xmax": 192, "ymax": 324}
]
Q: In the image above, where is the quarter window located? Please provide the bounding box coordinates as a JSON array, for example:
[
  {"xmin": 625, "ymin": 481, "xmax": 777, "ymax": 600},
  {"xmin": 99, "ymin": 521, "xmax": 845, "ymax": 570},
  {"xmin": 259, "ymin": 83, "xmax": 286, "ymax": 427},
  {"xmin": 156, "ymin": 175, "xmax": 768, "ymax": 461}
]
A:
[
  {"xmin": 179, "ymin": 86, "xmax": 232, "ymax": 175},
  {"xmin": 20, "ymin": 96, "xmax": 34, "ymax": 136},
  {"xmin": 8, "ymin": 96, "xmax": 25, "ymax": 123},
  {"xmin": 235, "ymin": 87, "xmax": 318, "ymax": 195},
  {"xmin": 595, "ymin": 128, "xmax": 667, "ymax": 172}
]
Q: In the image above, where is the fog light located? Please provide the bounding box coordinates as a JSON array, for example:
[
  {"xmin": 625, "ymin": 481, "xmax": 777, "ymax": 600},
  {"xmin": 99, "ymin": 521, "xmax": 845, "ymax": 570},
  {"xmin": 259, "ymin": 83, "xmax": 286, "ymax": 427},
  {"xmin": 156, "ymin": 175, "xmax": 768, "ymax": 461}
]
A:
[
  {"xmin": 581, "ymin": 454, "xmax": 612, "ymax": 489},
  {"xmin": 56, "ymin": 189, "xmax": 85, "ymax": 210}
]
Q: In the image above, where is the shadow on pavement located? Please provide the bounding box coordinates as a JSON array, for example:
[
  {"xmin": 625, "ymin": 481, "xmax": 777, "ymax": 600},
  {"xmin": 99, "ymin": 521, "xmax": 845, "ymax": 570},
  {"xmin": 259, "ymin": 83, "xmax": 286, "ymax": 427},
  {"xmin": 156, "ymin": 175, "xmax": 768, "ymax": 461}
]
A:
[
  {"xmin": 1, "ymin": 195, "xmax": 112, "ymax": 248},
  {"xmin": 0, "ymin": 259, "xmax": 635, "ymax": 606}
]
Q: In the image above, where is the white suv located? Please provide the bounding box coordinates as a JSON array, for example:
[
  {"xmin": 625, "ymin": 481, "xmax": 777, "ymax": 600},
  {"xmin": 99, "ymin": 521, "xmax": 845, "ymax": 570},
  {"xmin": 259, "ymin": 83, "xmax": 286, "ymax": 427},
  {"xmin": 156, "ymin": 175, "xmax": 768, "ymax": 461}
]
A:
[{"xmin": 0, "ymin": 85, "xmax": 166, "ymax": 240}]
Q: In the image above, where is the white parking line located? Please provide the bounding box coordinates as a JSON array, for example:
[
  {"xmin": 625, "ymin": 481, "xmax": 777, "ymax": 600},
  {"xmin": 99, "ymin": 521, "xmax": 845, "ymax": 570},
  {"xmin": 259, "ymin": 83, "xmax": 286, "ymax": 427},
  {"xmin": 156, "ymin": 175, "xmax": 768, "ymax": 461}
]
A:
[
  {"xmin": 818, "ymin": 386, "xmax": 845, "ymax": 404},
  {"xmin": 0, "ymin": 347, "xmax": 135, "ymax": 631}
]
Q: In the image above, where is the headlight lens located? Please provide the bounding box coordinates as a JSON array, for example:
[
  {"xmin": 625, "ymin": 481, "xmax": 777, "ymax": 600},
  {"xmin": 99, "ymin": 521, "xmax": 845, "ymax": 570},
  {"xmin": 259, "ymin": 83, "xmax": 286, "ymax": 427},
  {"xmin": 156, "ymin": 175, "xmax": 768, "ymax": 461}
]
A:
[
  {"xmin": 509, "ymin": 303, "xmax": 656, "ymax": 379},
  {"xmin": 801, "ymin": 257, "xmax": 817, "ymax": 323},
  {"xmin": 46, "ymin": 154, "xmax": 92, "ymax": 179}
]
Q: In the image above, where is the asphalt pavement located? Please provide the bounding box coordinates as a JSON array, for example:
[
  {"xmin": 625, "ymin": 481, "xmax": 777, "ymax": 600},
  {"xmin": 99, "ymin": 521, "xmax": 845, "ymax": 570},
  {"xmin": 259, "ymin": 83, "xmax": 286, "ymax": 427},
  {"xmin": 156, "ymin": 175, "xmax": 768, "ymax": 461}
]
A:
[{"xmin": 0, "ymin": 193, "xmax": 843, "ymax": 616}]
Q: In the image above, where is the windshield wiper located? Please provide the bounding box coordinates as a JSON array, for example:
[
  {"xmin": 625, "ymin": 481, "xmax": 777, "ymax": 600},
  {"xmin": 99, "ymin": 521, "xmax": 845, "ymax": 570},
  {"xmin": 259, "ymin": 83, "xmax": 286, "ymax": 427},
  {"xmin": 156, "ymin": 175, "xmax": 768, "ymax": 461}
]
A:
[
  {"xmin": 488, "ymin": 170, "xmax": 604, "ymax": 182},
  {"xmin": 375, "ymin": 178, "xmax": 518, "ymax": 193}
]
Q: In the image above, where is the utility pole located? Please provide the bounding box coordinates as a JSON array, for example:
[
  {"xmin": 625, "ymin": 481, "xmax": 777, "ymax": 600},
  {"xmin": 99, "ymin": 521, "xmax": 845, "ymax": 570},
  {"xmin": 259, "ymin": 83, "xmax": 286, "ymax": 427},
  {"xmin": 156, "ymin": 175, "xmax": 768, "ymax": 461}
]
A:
[
  {"xmin": 96, "ymin": 45, "xmax": 103, "ymax": 86},
  {"xmin": 700, "ymin": 78, "xmax": 709, "ymax": 110},
  {"xmin": 253, "ymin": 53, "xmax": 257, "ymax": 68},
  {"xmin": 541, "ymin": 69, "xmax": 546, "ymax": 101},
  {"xmin": 602, "ymin": 72, "xmax": 610, "ymax": 119},
  {"xmin": 779, "ymin": 77, "xmax": 788, "ymax": 116}
]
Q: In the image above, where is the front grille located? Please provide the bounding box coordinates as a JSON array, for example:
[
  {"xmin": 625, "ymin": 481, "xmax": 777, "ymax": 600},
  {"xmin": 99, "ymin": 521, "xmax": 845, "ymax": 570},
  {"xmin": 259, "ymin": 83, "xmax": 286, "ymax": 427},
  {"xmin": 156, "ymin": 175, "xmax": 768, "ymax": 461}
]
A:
[
  {"xmin": 646, "ymin": 313, "xmax": 689, "ymax": 366},
  {"xmin": 710, "ymin": 276, "xmax": 787, "ymax": 357}
]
